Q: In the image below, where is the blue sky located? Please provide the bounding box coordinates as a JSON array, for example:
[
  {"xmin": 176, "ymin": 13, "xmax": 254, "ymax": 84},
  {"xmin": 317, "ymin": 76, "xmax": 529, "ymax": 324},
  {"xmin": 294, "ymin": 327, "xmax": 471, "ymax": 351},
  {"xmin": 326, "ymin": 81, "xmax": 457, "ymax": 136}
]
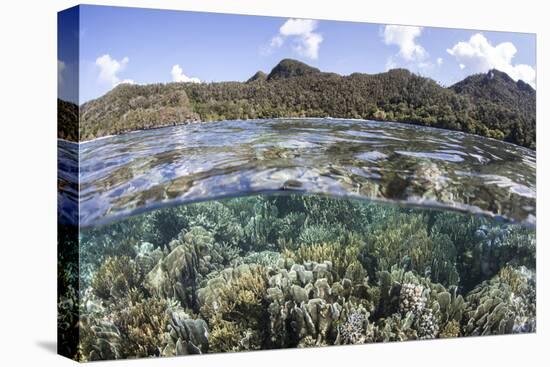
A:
[{"xmin": 58, "ymin": 5, "xmax": 536, "ymax": 104}]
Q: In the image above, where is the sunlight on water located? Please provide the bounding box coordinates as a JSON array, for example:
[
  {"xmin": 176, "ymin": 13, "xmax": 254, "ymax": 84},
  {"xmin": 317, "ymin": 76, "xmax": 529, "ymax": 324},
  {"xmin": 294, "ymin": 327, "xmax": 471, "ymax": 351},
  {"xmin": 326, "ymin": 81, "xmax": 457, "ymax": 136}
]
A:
[{"xmin": 76, "ymin": 118, "xmax": 536, "ymax": 227}]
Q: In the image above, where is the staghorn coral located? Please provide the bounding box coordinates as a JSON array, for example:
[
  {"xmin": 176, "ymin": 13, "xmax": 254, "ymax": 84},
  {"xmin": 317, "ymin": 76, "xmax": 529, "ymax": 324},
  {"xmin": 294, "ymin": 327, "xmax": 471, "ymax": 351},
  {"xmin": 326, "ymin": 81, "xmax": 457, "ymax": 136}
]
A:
[
  {"xmin": 197, "ymin": 264, "xmax": 270, "ymax": 352},
  {"xmin": 242, "ymin": 197, "xmax": 281, "ymax": 251},
  {"xmin": 188, "ymin": 201, "xmax": 244, "ymax": 247},
  {"xmin": 298, "ymin": 224, "xmax": 343, "ymax": 246},
  {"xmin": 240, "ymin": 250, "xmax": 282, "ymax": 267},
  {"xmin": 79, "ymin": 291, "xmax": 166, "ymax": 360},
  {"xmin": 91, "ymin": 256, "xmax": 142, "ymax": 300},
  {"xmin": 472, "ymin": 225, "xmax": 535, "ymax": 282},
  {"xmin": 361, "ymin": 211, "xmax": 459, "ymax": 287},
  {"xmin": 207, "ymin": 319, "xmax": 242, "ymax": 353},
  {"xmin": 273, "ymin": 211, "xmax": 306, "ymax": 249},
  {"xmin": 282, "ymin": 240, "xmax": 363, "ymax": 280},
  {"xmin": 146, "ymin": 206, "xmax": 191, "ymax": 248}
]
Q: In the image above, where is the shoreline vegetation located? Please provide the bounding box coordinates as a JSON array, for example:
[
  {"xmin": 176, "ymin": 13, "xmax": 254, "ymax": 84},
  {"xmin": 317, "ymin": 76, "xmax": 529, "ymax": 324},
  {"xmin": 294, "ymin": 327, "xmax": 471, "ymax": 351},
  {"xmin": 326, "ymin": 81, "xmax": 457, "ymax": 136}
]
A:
[{"xmin": 58, "ymin": 58, "xmax": 536, "ymax": 149}]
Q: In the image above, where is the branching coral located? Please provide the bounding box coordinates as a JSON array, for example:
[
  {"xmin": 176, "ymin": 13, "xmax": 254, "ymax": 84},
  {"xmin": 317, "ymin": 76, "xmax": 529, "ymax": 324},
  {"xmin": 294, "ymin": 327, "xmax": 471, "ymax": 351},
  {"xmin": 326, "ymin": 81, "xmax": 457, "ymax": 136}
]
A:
[
  {"xmin": 91, "ymin": 256, "xmax": 142, "ymax": 300},
  {"xmin": 197, "ymin": 264, "xmax": 270, "ymax": 352},
  {"xmin": 110, "ymin": 295, "xmax": 172, "ymax": 358},
  {"xmin": 361, "ymin": 212, "xmax": 459, "ymax": 286},
  {"xmin": 242, "ymin": 198, "xmax": 281, "ymax": 251},
  {"xmin": 282, "ymin": 242, "xmax": 363, "ymax": 281},
  {"xmin": 188, "ymin": 201, "xmax": 244, "ymax": 247},
  {"xmin": 79, "ymin": 288, "xmax": 208, "ymax": 360}
]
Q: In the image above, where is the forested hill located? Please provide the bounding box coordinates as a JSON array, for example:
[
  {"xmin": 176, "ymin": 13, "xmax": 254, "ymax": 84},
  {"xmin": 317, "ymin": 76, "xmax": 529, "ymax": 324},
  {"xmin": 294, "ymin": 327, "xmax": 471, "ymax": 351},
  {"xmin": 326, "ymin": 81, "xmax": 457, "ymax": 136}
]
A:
[
  {"xmin": 79, "ymin": 59, "xmax": 536, "ymax": 148},
  {"xmin": 57, "ymin": 98, "xmax": 79, "ymax": 141}
]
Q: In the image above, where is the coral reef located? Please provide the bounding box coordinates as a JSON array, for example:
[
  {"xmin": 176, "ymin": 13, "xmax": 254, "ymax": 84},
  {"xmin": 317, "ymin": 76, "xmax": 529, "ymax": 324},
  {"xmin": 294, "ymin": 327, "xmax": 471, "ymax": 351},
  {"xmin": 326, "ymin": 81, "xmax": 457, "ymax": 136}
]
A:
[
  {"xmin": 463, "ymin": 265, "xmax": 536, "ymax": 335},
  {"xmin": 76, "ymin": 193, "xmax": 536, "ymax": 360},
  {"xmin": 145, "ymin": 226, "xmax": 239, "ymax": 308},
  {"xmin": 197, "ymin": 264, "xmax": 269, "ymax": 352},
  {"xmin": 91, "ymin": 256, "xmax": 142, "ymax": 300},
  {"xmin": 282, "ymin": 240, "xmax": 363, "ymax": 280},
  {"xmin": 162, "ymin": 310, "xmax": 209, "ymax": 356}
]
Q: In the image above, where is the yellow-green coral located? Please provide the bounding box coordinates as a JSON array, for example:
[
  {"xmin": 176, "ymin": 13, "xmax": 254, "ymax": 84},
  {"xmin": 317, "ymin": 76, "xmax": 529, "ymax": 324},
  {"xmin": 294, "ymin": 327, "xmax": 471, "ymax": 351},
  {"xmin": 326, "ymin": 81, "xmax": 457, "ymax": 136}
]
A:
[
  {"xmin": 198, "ymin": 265, "xmax": 269, "ymax": 351},
  {"xmin": 498, "ymin": 265, "xmax": 529, "ymax": 295},
  {"xmin": 112, "ymin": 296, "xmax": 171, "ymax": 358},
  {"xmin": 440, "ymin": 320, "xmax": 460, "ymax": 338},
  {"xmin": 283, "ymin": 241, "xmax": 362, "ymax": 280},
  {"xmin": 78, "ymin": 292, "xmax": 181, "ymax": 360},
  {"xmin": 91, "ymin": 256, "xmax": 142, "ymax": 300},
  {"xmin": 208, "ymin": 319, "xmax": 242, "ymax": 353},
  {"xmin": 363, "ymin": 212, "xmax": 459, "ymax": 286}
]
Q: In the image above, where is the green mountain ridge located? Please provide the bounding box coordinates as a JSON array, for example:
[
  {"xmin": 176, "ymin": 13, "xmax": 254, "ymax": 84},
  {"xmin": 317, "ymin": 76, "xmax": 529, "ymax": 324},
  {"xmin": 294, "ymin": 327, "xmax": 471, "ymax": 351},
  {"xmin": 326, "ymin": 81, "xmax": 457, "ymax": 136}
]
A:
[{"xmin": 63, "ymin": 59, "xmax": 535, "ymax": 148}]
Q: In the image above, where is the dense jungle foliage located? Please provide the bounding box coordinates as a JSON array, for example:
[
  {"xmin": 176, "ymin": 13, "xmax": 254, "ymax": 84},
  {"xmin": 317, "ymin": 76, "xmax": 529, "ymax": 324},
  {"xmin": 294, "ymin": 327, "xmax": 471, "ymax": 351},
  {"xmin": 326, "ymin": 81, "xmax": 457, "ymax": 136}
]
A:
[
  {"xmin": 74, "ymin": 59, "xmax": 535, "ymax": 148},
  {"xmin": 57, "ymin": 98, "xmax": 79, "ymax": 141}
]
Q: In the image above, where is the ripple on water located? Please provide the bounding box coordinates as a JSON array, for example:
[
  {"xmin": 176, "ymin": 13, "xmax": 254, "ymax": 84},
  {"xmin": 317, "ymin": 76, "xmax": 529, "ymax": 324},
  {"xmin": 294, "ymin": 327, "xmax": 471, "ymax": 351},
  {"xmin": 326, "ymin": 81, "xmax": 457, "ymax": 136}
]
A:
[
  {"xmin": 73, "ymin": 118, "xmax": 536, "ymax": 227},
  {"xmin": 395, "ymin": 150, "xmax": 465, "ymax": 163}
]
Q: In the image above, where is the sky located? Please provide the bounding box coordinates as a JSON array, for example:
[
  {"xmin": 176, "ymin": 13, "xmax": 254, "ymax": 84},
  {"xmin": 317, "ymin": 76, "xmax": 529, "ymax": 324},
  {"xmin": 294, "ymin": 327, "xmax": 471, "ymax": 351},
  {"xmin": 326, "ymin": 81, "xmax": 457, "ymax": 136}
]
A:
[{"xmin": 58, "ymin": 5, "xmax": 536, "ymax": 104}]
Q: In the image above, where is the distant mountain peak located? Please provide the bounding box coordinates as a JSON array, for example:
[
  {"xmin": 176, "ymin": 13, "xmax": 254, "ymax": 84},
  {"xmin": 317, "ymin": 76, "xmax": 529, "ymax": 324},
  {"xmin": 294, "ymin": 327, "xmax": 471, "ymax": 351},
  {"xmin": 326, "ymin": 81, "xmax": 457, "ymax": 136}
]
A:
[
  {"xmin": 246, "ymin": 70, "xmax": 267, "ymax": 83},
  {"xmin": 452, "ymin": 68, "xmax": 534, "ymax": 94},
  {"xmin": 267, "ymin": 58, "xmax": 320, "ymax": 80}
]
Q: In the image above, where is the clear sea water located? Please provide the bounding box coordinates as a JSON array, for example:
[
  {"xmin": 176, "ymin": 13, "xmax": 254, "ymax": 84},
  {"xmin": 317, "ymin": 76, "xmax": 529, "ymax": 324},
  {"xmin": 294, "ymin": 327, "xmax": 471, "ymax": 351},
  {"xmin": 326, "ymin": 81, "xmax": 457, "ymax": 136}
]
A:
[{"xmin": 58, "ymin": 118, "xmax": 536, "ymax": 360}]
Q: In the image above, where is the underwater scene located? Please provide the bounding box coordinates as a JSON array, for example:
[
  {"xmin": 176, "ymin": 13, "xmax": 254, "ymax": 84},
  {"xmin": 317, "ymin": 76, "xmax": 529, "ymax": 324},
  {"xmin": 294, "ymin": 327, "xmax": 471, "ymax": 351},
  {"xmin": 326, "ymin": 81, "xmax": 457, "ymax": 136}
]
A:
[
  {"xmin": 74, "ymin": 194, "xmax": 535, "ymax": 360},
  {"xmin": 57, "ymin": 118, "xmax": 536, "ymax": 361}
]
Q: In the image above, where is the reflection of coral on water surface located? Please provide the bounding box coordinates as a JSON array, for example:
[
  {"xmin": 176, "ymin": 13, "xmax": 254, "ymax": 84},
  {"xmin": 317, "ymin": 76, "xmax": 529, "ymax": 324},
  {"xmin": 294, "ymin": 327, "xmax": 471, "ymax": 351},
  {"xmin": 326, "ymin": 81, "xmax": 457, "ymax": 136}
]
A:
[{"xmin": 62, "ymin": 194, "xmax": 535, "ymax": 361}]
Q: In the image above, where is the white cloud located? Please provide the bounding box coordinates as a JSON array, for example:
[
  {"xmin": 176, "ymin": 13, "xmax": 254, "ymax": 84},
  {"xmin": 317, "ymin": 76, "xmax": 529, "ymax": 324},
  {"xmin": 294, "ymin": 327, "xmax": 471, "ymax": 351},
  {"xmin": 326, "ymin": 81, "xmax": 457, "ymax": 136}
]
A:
[
  {"xmin": 58, "ymin": 60, "xmax": 65, "ymax": 85},
  {"xmin": 95, "ymin": 54, "xmax": 130, "ymax": 86},
  {"xmin": 436, "ymin": 57, "xmax": 443, "ymax": 66},
  {"xmin": 171, "ymin": 64, "xmax": 201, "ymax": 83},
  {"xmin": 383, "ymin": 25, "xmax": 427, "ymax": 62},
  {"xmin": 279, "ymin": 18, "xmax": 317, "ymax": 36},
  {"xmin": 269, "ymin": 18, "xmax": 323, "ymax": 60},
  {"xmin": 447, "ymin": 33, "xmax": 536, "ymax": 88}
]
